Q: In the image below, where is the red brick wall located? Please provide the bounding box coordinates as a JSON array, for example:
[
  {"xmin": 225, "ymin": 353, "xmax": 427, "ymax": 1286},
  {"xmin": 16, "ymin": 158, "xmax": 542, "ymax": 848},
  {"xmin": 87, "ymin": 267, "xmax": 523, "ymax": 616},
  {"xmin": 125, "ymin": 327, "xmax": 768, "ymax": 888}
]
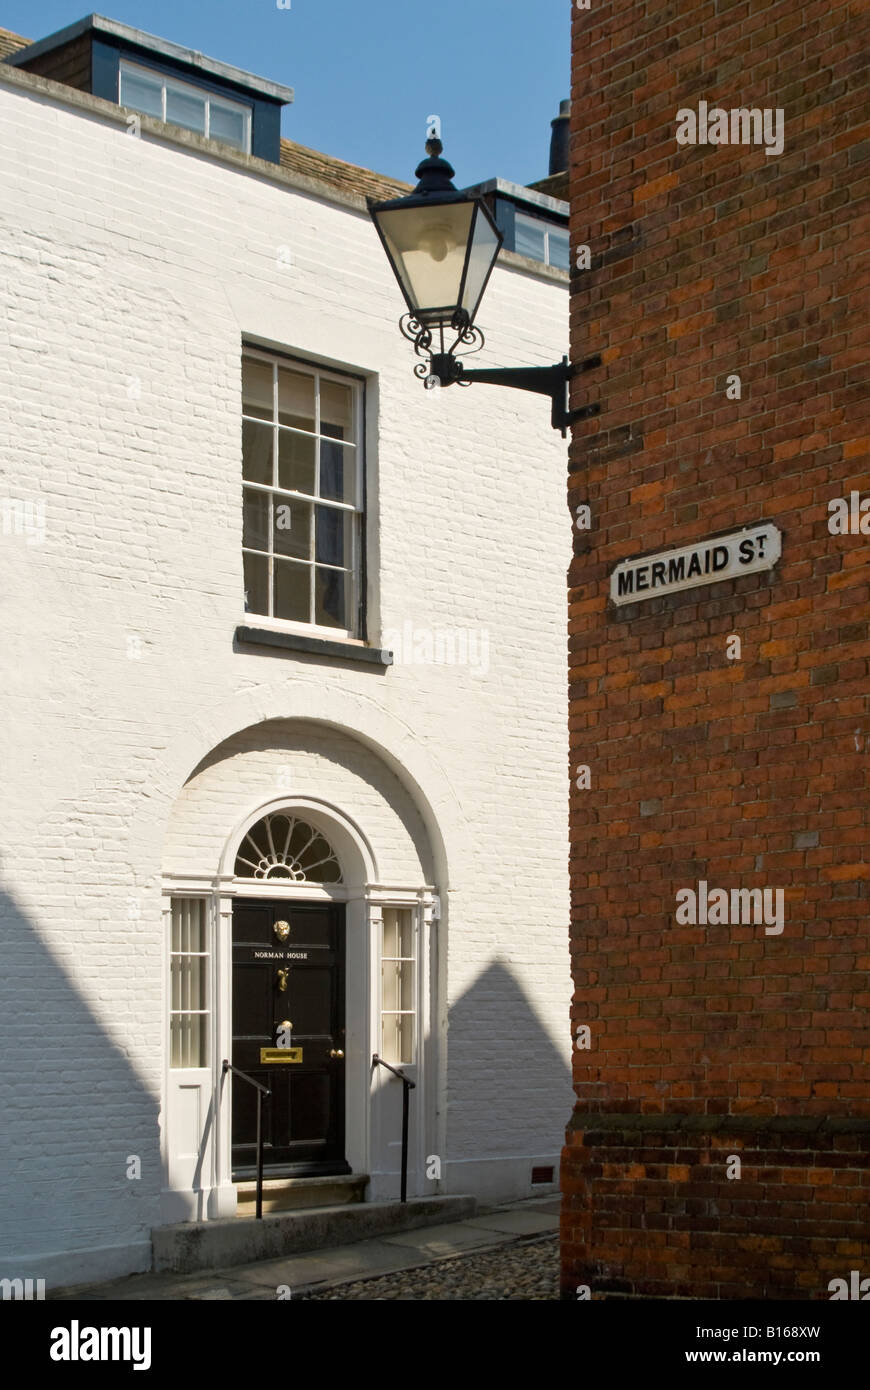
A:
[{"xmin": 563, "ymin": 0, "xmax": 870, "ymax": 1298}]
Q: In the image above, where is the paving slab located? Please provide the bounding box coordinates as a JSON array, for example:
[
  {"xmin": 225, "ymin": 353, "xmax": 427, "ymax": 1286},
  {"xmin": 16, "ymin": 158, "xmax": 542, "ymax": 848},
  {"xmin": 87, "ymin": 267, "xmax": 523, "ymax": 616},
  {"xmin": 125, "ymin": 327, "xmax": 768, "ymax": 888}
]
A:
[
  {"xmin": 377, "ymin": 1221, "xmax": 513, "ymax": 1256},
  {"xmin": 54, "ymin": 1274, "xmax": 184, "ymax": 1301},
  {"xmin": 464, "ymin": 1210, "xmax": 561, "ymax": 1236},
  {"xmin": 227, "ymin": 1254, "xmax": 357, "ymax": 1290},
  {"xmin": 229, "ymin": 1238, "xmax": 426, "ymax": 1290}
]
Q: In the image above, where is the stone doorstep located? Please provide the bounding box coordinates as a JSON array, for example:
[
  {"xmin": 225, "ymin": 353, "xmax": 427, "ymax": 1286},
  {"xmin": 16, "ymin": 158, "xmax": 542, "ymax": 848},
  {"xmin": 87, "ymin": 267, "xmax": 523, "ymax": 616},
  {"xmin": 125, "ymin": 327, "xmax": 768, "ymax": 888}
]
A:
[
  {"xmin": 151, "ymin": 1195, "xmax": 478, "ymax": 1276},
  {"xmin": 235, "ymin": 1173, "xmax": 369, "ymax": 1214}
]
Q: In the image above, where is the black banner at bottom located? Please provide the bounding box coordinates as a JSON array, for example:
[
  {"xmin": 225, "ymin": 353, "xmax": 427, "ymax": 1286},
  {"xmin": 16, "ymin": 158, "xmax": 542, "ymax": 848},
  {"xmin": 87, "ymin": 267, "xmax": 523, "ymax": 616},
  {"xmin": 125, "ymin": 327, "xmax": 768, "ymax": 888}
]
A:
[{"xmin": 4, "ymin": 1296, "xmax": 865, "ymax": 1376}]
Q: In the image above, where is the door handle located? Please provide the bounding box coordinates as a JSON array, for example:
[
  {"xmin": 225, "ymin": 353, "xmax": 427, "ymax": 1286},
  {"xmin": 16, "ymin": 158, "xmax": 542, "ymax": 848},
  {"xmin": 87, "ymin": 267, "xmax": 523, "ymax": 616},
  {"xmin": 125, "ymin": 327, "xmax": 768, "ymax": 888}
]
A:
[{"xmin": 329, "ymin": 1049, "xmax": 344, "ymax": 1059}]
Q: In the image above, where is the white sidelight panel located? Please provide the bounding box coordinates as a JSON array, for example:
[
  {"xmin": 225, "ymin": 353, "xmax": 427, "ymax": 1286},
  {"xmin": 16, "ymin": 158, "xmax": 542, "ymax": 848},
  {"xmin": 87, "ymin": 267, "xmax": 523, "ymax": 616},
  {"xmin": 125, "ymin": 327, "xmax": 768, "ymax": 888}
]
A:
[
  {"xmin": 380, "ymin": 907, "xmax": 415, "ymax": 1064},
  {"xmin": 170, "ymin": 899, "xmax": 209, "ymax": 1067},
  {"xmin": 162, "ymin": 897, "xmax": 217, "ymax": 1222}
]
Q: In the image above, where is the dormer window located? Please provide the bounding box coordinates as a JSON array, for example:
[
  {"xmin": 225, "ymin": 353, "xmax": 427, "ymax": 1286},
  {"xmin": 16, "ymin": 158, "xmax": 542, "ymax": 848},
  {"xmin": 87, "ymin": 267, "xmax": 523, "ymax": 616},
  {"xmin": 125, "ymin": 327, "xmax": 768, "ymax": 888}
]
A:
[
  {"xmin": 514, "ymin": 211, "xmax": 570, "ymax": 271},
  {"xmin": 119, "ymin": 59, "xmax": 252, "ymax": 153},
  {"xmin": 5, "ymin": 15, "xmax": 292, "ymax": 164},
  {"xmin": 459, "ymin": 180, "xmax": 569, "ymax": 275}
]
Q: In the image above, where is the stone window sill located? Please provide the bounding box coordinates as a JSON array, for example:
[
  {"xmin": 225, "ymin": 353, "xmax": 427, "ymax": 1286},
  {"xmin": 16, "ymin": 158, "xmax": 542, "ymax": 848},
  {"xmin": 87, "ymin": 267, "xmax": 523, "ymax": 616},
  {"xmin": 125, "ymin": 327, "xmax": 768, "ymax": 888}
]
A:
[{"xmin": 235, "ymin": 625, "xmax": 393, "ymax": 667}]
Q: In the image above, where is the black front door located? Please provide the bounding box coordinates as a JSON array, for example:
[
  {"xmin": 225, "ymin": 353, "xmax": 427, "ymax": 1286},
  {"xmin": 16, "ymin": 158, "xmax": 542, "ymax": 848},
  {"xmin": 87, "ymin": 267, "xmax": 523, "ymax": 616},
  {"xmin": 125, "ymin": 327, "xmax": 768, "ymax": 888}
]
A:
[{"xmin": 231, "ymin": 899, "xmax": 349, "ymax": 1177}]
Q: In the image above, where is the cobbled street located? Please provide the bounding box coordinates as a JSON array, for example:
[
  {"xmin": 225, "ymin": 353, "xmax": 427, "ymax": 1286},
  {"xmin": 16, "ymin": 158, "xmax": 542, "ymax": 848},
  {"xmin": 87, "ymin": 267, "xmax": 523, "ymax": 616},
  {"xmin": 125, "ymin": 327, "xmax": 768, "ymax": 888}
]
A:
[{"xmin": 300, "ymin": 1233, "xmax": 559, "ymax": 1300}]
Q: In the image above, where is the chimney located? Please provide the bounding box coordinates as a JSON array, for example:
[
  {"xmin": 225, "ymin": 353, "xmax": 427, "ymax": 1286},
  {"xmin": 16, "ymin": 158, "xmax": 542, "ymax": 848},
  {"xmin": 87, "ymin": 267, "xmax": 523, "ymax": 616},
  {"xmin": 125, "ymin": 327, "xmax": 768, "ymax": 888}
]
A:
[{"xmin": 548, "ymin": 98, "xmax": 570, "ymax": 176}]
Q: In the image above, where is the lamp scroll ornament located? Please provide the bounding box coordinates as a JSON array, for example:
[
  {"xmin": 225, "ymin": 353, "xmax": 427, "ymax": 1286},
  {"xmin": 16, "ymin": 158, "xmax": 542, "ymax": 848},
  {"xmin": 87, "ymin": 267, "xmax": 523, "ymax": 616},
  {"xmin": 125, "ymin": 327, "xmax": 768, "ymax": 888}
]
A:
[{"xmin": 399, "ymin": 310, "xmax": 485, "ymax": 387}]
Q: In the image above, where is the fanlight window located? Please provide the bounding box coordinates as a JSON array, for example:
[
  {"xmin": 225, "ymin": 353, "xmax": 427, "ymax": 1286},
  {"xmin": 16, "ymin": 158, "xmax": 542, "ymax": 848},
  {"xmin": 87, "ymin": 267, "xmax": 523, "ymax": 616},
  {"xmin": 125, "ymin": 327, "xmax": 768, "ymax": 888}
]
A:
[{"xmin": 235, "ymin": 813, "xmax": 343, "ymax": 884}]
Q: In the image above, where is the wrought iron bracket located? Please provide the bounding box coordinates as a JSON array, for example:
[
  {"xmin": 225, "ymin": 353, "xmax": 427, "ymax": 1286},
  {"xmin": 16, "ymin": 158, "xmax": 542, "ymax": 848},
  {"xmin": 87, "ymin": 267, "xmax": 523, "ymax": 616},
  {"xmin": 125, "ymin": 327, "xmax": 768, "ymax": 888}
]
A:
[{"xmin": 428, "ymin": 351, "xmax": 602, "ymax": 436}]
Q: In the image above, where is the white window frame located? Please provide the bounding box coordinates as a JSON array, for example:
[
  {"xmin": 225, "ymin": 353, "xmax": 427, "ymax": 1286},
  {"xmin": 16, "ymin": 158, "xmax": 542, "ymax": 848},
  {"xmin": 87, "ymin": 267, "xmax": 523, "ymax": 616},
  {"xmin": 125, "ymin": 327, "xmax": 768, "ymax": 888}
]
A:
[
  {"xmin": 379, "ymin": 905, "xmax": 417, "ymax": 1066},
  {"xmin": 169, "ymin": 897, "xmax": 210, "ymax": 1069},
  {"xmin": 514, "ymin": 211, "xmax": 570, "ymax": 270},
  {"xmin": 241, "ymin": 348, "xmax": 365, "ymax": 641},
  {"xmin": 546, "ymin": 223, "xmax": 570, "ymax": 271},
  {"xmin": 119, "ymin": 59, "xmax": 252, "ymax": 154}
]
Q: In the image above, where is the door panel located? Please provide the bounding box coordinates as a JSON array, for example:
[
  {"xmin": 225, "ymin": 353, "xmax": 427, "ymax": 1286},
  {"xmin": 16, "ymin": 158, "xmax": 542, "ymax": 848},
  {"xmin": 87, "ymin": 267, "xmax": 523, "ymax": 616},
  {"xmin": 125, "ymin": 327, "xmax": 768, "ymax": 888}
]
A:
[{"xmin": 231, "ymin": 899, "xmax": 348, "ymax": 1178}]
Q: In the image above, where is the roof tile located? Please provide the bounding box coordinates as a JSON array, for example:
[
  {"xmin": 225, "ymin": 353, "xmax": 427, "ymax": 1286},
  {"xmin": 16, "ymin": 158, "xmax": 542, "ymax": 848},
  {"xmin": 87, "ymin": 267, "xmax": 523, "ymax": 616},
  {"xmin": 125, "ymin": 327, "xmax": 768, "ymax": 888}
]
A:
[{"xmin": 0, "ymin": 27, "xmax": 28, "ymax": 59}]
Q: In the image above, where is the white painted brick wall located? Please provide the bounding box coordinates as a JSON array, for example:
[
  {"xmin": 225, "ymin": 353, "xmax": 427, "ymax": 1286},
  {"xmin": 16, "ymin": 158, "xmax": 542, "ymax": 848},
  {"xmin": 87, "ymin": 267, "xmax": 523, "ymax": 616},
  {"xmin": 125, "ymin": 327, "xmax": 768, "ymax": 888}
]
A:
[
  {"xmin": 0, "ymin": 76, "xmax": 571, "ymax": 1281},
  {"xmin": 164, "ymin": 722, "xmax": 432, "ymax": 883}
]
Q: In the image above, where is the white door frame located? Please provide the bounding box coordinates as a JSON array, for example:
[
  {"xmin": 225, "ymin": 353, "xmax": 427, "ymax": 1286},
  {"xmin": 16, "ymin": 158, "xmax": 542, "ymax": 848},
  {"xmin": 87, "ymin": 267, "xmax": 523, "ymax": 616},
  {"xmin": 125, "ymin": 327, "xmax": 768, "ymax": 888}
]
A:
[{"xmin": 160, "ymin": 796, "xmax": 438, "ymax": 1221}]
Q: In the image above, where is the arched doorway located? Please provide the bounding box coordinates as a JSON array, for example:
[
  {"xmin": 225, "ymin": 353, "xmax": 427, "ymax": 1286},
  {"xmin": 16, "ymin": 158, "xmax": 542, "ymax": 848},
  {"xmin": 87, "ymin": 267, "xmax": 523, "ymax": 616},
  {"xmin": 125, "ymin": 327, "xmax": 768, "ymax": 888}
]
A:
[{"xmin": 159, "ymin": 720, "xmax": 441, "ymax": 1222}]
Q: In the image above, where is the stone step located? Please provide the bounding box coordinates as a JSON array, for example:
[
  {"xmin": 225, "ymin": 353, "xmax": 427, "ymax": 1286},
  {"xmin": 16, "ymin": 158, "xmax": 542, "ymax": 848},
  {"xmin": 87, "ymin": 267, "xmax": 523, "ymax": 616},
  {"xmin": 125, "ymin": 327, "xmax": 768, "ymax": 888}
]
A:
[
  {"xmin": 235, "ymin": 1173, "xmax": 369, "ymax": 1214},
  {"xmin": 152, "ymin": 1195, "xmax": 477, "ymax": 1275}
]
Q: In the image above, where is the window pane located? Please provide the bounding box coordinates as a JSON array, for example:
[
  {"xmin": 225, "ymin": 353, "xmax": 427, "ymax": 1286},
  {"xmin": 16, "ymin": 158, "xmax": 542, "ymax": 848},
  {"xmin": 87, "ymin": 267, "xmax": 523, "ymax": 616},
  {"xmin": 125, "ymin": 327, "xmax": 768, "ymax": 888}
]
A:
[
  {"xmin": 321, "ymin": 381, "xmax": 355, "ymax": 444},
  {"xmin": 190, "ymin": 902, "xmax": 205, "ymax": 951},
  {"xmin": 243, "ymin": 488, "xmax": 270, "ymax": 551},
  {"xmin": 171, "ymin": 1014, "xmax": 207, "ymax": 1069},
  {"xmin": 242, "ymin": 420, "xmax": 273, "ymax": 485},
  {"xmin": 170, "ymin": 1015, "xmax": 182, "ymax": 1066},
  {"xmin": 186, "ymin": 955, "xmax": 202, "ymax": 1010},
  {"xmin": 548, "ymin": 228, "xmax": 570, "ymax": 271},
  {"xmin": 166, "ymin": 86, "xmax": 206, "ymax": 134},
  {"xmin": 383, "ymin": 911, "xmax": 397, "ymax": 958},
  {"xmin": 400, "ymin": 914, "xmax": 413, "ymax": 957},
  {"xmin": 315, "ymin": 567, "xmax": 349, "ymax": 629},
  {"xmin": 120, "ymin": 69, "xmax": 163, "ymax": 118},
  {"xmin": 278, "ymin": 429, "xmax": 316, "ymax": 495},
  {"xmin": 382, "ymin": 961, "xmax": 398, "ymax": 1012},
  {"xmin": 381, "ymin": 1014, "xmax": 413, "ymax": 1066},
  {"xmin": 396, "ymin": 1015, "xmax": 413, "ymax": 1065},
  {"xmin": 278, "ymin": 369, "xmax": 315, "ymax": 431},
  {"xmin": 274, "ymin": 558, "xmax": 309, "ymax": 622},
  {"xmin": 400, "ymin": 969, "xmax": 414, "ymax": 1012},
  {"xmin": 210, "ymin": 101, "xmax": 247, "ymax": 150},
  {"xmin": 240, "ymin": 357, "xmax": 361, "ymax": 636},
  {"xmin": 380, "ymin": 1014, "xmax": 393, "ymax": 1063},
  {"xmin": 320, "ymin": 440, "xmax": 354, "ymax": 504},
  {"xmin": 171, "ymin": 899, "xmax": 204, "ymax": 953},
  {"xmin": 315, "ymin": 505, "xmax": 351, "ymax": 567},
  {"xmin": 514, "ymin": 214, "xmax": 547, "ymax": 261},
  {"xmin": 242, "ymin": 358, "xmax": 273, "ymax": 421},
  {"xmin": 382, "ymin": 907, "xmax": 413, "ymax": 958},
  {"xmin": 170, "ymin": 900, "xmax": 207, "ymax": 1069},
  {"xmin": 274, "ymin": 498, "xmax": 311, "ymax": 560},
  {"xmin": 244, "ymin": 552, "xmax": 269, "ymax": 615},
  {"xmin": 384, "ymin": 959, "xmax": 415, "ymax": 1013}
]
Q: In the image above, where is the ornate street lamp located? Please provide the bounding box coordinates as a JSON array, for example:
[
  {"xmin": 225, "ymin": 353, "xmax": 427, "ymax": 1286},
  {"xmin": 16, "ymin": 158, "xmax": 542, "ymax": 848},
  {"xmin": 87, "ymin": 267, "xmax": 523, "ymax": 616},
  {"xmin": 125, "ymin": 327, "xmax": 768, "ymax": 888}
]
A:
[{"xmin": 368, "ymin": 135, "xmax": 600, "ymax": 435}]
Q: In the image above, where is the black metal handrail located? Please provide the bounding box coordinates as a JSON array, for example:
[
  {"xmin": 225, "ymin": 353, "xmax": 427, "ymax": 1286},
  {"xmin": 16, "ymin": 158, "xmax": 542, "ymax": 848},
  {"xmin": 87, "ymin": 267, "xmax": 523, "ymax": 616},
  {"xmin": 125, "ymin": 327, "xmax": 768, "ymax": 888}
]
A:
[
  {"xmin": 371, "ymin": 1054, "xmax": 416, "ymax": 1203},
  {"xmin": 222, "ymin": 1059, "xmax": 270, "ymax": 1219}
]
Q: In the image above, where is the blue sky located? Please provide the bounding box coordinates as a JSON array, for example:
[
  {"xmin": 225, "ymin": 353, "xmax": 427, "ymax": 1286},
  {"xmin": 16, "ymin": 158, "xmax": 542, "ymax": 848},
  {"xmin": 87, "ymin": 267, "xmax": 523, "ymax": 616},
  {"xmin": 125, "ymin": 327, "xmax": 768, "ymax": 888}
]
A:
[{"xmin": 3, "ymin": 1, "xmax": 569, "ymax": 187}]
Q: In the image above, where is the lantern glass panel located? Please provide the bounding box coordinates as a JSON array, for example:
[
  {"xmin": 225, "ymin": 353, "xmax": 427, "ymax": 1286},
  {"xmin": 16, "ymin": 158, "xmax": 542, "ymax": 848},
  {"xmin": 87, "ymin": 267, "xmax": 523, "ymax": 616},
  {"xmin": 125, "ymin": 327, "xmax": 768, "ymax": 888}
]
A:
[
  {"xmin": 460, "ymin": 204, "xmax": 502, "ymax": 320},
  {"xmin": 375, "ymin": 201, "xmax": 474, "ymax": 319}
]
